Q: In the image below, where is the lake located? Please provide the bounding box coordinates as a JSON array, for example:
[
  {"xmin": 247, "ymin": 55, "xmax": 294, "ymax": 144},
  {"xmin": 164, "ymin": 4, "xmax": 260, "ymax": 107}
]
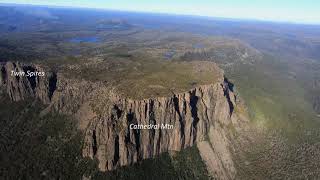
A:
[{"xmin": 69, "ymin": 36, "xmax": 100, "ymax": 43}]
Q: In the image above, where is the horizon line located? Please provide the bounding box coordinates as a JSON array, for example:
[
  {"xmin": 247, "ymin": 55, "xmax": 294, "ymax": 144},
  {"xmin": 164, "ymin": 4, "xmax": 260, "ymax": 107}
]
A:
[{"xmin": 1, "ymin": 2, "xmax": 320, "ymax": 26}]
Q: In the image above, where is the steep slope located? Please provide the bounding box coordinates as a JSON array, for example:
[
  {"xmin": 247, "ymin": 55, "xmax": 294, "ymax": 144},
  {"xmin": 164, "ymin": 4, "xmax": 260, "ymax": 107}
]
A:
[
  {"xmin": 1, "ymin": 61, "xmax": 244, "ymax": 179},
  {"xmin": 0, "ymin": 62, "xmax": 57, "ymax": 103}
]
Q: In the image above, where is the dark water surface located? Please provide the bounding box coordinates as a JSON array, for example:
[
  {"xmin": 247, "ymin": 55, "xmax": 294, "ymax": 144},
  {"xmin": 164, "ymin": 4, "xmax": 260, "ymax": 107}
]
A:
[{"xmin": 69, "ymin": 36, "xmax": 100, "ymax": 43}]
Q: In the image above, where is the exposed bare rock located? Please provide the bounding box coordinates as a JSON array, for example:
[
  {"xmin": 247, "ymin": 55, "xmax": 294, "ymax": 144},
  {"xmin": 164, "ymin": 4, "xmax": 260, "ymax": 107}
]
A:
[
  {"xmin": 1, "ymin": 61, "xmax": 242, "ymax": 179},
  {"xmin": 0, "ymin": 62, "xmax": 56, "ymax": 103},
  {"xmin": 80, "ymin": 79, "xmax": 239, "ymax": 180}
]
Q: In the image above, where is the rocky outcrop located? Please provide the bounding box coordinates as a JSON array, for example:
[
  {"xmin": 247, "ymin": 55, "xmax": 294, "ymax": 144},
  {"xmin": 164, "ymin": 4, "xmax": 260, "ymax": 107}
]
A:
[
  {"xmin": 1, "ymin": 61, "xmax": 239, "ymax": 179},
  {"xmin": 0, "ymin": 62, "xmax": 56, "ymax": 104},
  {"xmin": 82, "ymin": 81, "xmax": 235, "ymax": 171},
  {"xmin": 79, "ymin": 77, "xmax": 239, "ymax": 180}
]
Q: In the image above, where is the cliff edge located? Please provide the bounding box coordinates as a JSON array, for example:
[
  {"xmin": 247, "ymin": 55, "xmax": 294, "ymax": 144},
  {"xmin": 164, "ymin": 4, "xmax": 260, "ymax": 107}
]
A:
[{"xmin": 0, "ymin": 61, "xmax": 244, "ymax": 179}]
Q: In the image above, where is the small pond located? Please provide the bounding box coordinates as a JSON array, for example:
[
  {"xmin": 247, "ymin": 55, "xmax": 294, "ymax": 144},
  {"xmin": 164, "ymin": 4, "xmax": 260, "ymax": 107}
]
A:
[
  {"xmin": 163, "ymin": 50, "xmax": 176, "ymax": 60},
  {"xmin": 69, "ymin": 36, "xmax": 100, "ymax": 43}
]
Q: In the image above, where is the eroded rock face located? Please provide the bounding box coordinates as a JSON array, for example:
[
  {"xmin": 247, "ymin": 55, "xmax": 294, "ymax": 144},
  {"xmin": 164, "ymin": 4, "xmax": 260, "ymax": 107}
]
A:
[
  {"xmin": 1, "ymin": 61, "xmax": 239, "ymax": 179},
  {"xmin": 0, "ymin": 62, "xmax": 57, "ymax": 104},
  {"xmin": 79, "ymin": 79, "xmax": 238, "ymax": 180},
  {"xmin": 82, "ymin": 83, "xmax": 232, "ymax": 169}
]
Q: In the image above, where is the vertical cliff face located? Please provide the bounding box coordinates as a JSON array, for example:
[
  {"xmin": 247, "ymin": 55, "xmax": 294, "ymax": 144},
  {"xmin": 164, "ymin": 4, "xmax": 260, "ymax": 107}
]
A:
[
  {"xmin": 0, "ymin": 62, "xmax": 57, "ymax": 104},
  {"xmin": 1, "ymin": 61, "xmax": 239, "ymax": 179},
  {"xmin": 81, "ymin": 80, "xmax": 237, "ymax": 179}
]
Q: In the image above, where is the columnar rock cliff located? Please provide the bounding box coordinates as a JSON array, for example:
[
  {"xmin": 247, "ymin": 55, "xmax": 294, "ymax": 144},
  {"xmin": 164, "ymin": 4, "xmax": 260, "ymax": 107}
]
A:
[
  {"xmin": 82, "ymin": 81, "xmax": 236, "ymax": 172},
  {"xmin": 0, "ymin": 62, "xmax": 57, "ymax": 104},
  {"xmin": 1, "ymin": 61, "xmax": 240, "ymax": 179}
]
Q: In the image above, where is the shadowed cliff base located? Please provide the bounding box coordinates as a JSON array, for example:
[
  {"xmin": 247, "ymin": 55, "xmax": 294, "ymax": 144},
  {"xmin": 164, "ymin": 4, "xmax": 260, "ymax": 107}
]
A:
[{"xmin": 1, "ymin": 60, "xmax": 240, "ymax": 179}]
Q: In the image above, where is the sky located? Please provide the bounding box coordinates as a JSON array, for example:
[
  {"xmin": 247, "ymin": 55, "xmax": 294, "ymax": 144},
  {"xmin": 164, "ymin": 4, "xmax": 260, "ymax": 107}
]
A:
[{"xmin": 1, "ymin": 0, "xmax": 320, "ymax": 24}]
